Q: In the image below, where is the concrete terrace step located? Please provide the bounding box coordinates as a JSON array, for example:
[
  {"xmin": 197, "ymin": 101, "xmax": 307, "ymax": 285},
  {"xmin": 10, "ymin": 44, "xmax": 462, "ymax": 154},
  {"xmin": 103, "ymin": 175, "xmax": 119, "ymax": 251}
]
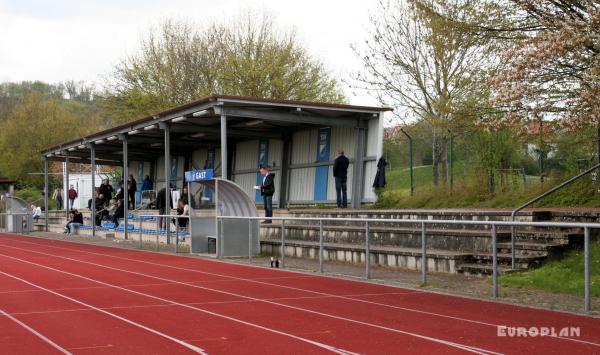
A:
[
  {"xmin": 457, "ymin": 263, "xmax": 521, "ymax": 276},
  {"xmin": 261, "ymin": 239, "xmax": 470, "ymax": 273},
  {"xmin": 496, "ymin": 242, "xmax": 564, "ymax": 257},
  {"xmin": 261, "ymin": 224, "xmax": 507, "ymax": 253},
  {"xmin": 262, "ymin": 224, "xmax": 512, "ymax": 236},
  {"xmin": 469, "ymin": 253, "xmax": 545, "ymax": 269}
]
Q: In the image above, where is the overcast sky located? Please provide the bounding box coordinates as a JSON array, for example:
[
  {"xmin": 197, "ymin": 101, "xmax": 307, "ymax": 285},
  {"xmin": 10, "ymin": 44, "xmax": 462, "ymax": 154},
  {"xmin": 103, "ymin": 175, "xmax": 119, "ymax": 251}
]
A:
[{"xmin": 0, "ymin": 0, "xmax": 380, "ymax": 106}]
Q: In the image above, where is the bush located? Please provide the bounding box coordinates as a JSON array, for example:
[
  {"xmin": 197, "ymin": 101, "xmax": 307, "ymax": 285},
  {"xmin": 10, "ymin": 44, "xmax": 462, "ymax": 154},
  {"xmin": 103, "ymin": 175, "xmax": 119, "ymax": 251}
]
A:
[{"xmin": 14, "ymin": 187, "xmax": 43, "ymax": 204}]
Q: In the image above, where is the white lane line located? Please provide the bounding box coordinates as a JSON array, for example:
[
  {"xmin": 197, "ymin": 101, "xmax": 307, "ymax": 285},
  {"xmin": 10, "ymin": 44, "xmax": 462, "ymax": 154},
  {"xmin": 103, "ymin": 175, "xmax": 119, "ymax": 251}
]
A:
[
  {"xmin": 0, "ymin": 281, "xmax": 201, "ymax": 295},
  {"xmin": 8, "ymin": 291, "xmax": 420, "ymax": 317},
  {"xmin": 15, "ymin": 237, "xmax": 595, "ymax": 349},
  {"xmin": 0, "ymin": 246, "xmax": 499, "ymax": 355},
  {"xmin": 0, "ymin": 253, "xmax": 358, "ymax": 355},
  {"xmin": 0, "ymin": 271, "xmax": 207, "ymax": 355},
  {"xmin": 0, "ymin": 307, "xmax": 72, "ymax": 355}
]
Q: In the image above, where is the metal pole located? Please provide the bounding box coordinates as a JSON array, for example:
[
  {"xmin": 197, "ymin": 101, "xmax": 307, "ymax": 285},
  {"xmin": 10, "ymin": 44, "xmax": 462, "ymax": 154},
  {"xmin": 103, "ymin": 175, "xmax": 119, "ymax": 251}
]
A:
[
  {"xmin": 248, "ymin": 218, "xmax": 253, "ymax": 261},
  {"xmin": 365, "ymin": 221, "xmax": 370, "ymax": 279},
  {"xmin": 319, "ymin": 219, "xmax": 324, "ymax": 273},
  {"xmin": 219, "ymin": 217, "xmax": 224, "ymax": 259},
  {"xmin": 139, "ymin": 218, "xmax": 142, "ymax": 249},
  {"xmin": 90, "ymin": 144, "xmax": 96, "ymax": 237},
  {"xmin": 584, "ymin": 227, "xmax": 591, "ymax": 312},
  {"xmin": 421, "ymin": 222, "xmax": 427, "ymax": 284},
  {"xmin": 280, "ymin": 220, "xmax": 285, "ymax": 268},
  {"xmin": 122, "ymin": 135, "xmax": 128, "ymax": 241},
  {"xmin": 401, "ymin": 128, "xmax": 414, "ymax": 196},
  {"xmin": 220, "ymin": 114, "xmax": 228, "ymax": 180},
  {"xmin": 492, "ymin": 224, "xmax": 498, "ymax": 298},
  {"xmin": 175, "ymin": 218, "xmax": 179, "ymax": 254},
  {"xmin": 510, "ymin": 224, "xmax": 516, "ymax": 270},
  {"xmin": 156, "ymin": 217, "xmax": 160, "ymax": 251},
  {"xmin": 43, "ymin": 157, "xmax": 49, "ymax": 232},
  {"xmin": 165, "ymin": 124, "xmax": 171, "ymax": 244},
  {"xmin": 65, "ymin": 152, "xmax": 69, "ymax": 218}
]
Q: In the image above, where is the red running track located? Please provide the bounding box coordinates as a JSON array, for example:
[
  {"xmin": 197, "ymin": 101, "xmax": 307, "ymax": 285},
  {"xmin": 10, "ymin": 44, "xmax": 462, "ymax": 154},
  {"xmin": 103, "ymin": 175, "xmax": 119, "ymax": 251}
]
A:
[{"xmin": 0, "ymin": 233, "xmax": 598, "ymax": 354}]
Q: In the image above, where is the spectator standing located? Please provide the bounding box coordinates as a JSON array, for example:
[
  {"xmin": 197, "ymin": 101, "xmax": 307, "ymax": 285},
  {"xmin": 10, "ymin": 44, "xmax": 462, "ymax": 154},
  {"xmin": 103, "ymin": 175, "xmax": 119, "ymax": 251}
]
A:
[
  {"xmin": 254, "ymin": 165, "xmax": 275, "ymax": 223},
  {"xmin": 141, "ymin": 175, "xmax": 153, "ymax": 191},
  {"xmin": 68, "ymin": 185, "xmax": 78, "ymax": 209},
  {"xmin": 333, "ymin": 149, "xmax": 350, "ymax": 208},
  {"xmin": 115, "ymin": 180, "xmax": 125, "ymax": 200},
  {"xmin": 99, "ymin": 179, "xmax": 113, "ymax": 201},
  {"xmin": 31, "ymin": 204, "xmax": 41, "ymax": 222},
  {"xmin": 156, "ymin": 186, "xmax": 172, "ymax": 229},
  {"xmin": 128, "ymin": 174, "xmax": 137, "ymax": 209},
  {"xmin": 52, "ymin": 187, "xmax": 63, "ymax": 210}
]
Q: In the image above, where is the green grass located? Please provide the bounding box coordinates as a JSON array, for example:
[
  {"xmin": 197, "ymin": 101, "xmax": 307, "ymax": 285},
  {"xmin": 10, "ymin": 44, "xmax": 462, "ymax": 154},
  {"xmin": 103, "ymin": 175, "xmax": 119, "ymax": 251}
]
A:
[
  {"xmin": 377, "ymin": 163, "xmax": 600, "ymax": 209},
  {"xmin": 500, "ymin": 239, "xmax": 600, "ymax": 296}
]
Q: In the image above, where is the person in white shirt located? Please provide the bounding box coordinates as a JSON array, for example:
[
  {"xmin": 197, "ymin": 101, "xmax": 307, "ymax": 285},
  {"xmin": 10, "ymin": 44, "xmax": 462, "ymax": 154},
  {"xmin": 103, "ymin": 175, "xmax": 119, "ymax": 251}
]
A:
[{"xmin": 31, "ymin": 204, "xmax": 42, "ymax": 222}]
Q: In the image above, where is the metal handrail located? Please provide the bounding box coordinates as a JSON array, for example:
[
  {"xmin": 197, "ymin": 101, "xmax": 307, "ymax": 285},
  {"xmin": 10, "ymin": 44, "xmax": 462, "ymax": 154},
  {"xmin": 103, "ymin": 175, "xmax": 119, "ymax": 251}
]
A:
[
  {"xmin": 218, "ymin": 215, "xmax": 600, "ymax": 229},
  {"xmin": 509, "ymin": 162, "xmax": 600, "ymax": 269},
  {"xmin": 217, "ymin": 215, "xmax": 595, "ymax": 312}
]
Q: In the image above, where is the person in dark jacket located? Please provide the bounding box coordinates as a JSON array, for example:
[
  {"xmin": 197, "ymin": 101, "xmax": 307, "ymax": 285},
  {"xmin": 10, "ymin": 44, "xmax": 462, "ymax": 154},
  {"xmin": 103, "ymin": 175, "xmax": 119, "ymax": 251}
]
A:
[
  {"xmin": 99, "ymin": 179, "xmax": 113, "ymax": 202},
  {"xmin": 115, "ymin": 180, "xmax": 125, "ymax": 200},
  {"xmin": 333, "ymin": 149, "xmax": 350, "ymax": 208},
  {"xmin": 127, "ymin": 174, "xmax": 137, "ymax": 210},
  {"xmin": 64, "ymin": 209, "xmax": 83, "ymax": 234},
  {"xmin": 156, "ymin": 186, "xmax": 173, "ymax": 229},
  {"xmin": 141, "ymin": 175, "xmax": 153, "ymax": 191},
  {"xmin": 111, "ymin": 199, "xmax": 124, "ymax": 227},
  {"xmin": 94, "ymin": 193, "xmax": 107, "ymax": 226},
  {"xmin": 373, "ymin": 157, "xmax": 388, "ymax": 188},
  {"xmin": 255, "ymin": 165, "xmax": 275, "ymax": 223}
]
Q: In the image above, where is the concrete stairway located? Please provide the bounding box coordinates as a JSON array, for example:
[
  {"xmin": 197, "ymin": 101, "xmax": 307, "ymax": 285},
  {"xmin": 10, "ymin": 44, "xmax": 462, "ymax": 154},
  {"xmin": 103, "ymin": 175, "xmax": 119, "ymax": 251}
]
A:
[{"xmin": 261, "ymin": 209, "xmax": 586, "ymax": 275}]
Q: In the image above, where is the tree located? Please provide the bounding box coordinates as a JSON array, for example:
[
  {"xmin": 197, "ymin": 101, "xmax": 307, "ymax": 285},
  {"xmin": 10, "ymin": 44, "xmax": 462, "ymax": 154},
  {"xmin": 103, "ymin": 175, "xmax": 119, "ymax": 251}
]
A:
[
  {"xmin": 354, "ymin": 0, "xmax": 494, "ymax": 185},
  {"xmin": 103, "ymin": 13, "xmax": 345, "ymax": 122},
  {"xmin": 0, "ymin": 92, "xmax": 100, "ymax": 185},
  {"xmin": 488, "ymin": 0, "xmax": 600, "ymax": 129}
]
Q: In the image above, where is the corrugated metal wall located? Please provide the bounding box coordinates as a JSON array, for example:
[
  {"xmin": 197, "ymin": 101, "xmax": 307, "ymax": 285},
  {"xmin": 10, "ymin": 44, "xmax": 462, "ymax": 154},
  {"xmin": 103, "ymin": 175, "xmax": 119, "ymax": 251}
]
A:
[
  {"xmin": 232, "ymin": 139, "xmax": 282, "ymax": 203},
  {"xmin": 363, "ymin": 118, "xmax": 381, "ymax": 201},
  {"xmin": 155, "ymin": 155, "xmax": 186, "ymax": 189},
  {"xmin": 128, "ymin": 114, "xmax": 383, "ymax": 206}
]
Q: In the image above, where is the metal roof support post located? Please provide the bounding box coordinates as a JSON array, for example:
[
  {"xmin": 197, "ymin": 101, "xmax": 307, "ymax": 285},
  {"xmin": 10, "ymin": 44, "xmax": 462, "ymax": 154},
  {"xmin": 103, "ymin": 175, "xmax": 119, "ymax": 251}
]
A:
[
  {"xmin": 221, "ymin": 113, "xmax": 228, "ymax": 180},
  {"xmin": 121, "ymin": 135, "xmax": 129, "ymax": 240},
  {"xmin": 43, "ymin": 156, "xmax": 48, "ymax": 232},
  {"xmin": 351, "ymin": 124, "xmax": 366, "ymax": 209},
  {"xmin": 65, "ymin": 152, "xmax": 69, "ymax": 219},
  {"xmin": 90, "ymin": 143, "xmax": 96, "ymax": 237},
  {"xmin": 279, "ymin": 135, "xmax": 292, "ymax": 208},
  {"xmin": 159, "ymin": 122, "xmax": 170, "ymax": 239}
]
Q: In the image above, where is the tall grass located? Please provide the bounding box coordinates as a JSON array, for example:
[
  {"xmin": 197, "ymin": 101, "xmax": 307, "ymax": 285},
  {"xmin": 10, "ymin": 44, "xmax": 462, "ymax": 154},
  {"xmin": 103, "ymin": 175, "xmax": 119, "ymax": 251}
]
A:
[{"xmin": 500, "ymin": 238, "xmax": 600, "ymax": 296}]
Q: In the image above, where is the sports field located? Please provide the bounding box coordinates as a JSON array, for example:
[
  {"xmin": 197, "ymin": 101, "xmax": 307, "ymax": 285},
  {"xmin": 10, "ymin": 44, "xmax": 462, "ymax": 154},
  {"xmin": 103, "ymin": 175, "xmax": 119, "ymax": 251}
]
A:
[{"xmin": 0, "ymin": 232, "xmax": 598, "ymax": 354}]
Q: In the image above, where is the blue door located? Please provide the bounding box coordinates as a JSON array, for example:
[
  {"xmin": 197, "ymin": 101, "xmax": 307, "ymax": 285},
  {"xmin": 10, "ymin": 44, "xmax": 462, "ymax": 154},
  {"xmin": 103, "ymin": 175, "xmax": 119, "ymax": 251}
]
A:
[
  {"xmin": 314, "ymin": 128, "xmax": 331, "ymax": 201},
  {"xmin": 256, "ymin": 139, "xmax": 269, "ymax": 201}
]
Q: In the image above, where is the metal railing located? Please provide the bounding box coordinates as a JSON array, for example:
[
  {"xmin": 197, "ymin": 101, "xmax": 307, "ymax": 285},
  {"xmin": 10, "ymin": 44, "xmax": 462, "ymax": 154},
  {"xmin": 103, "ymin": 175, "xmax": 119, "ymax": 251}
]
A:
[
  {"xmin": 137, "ymin": 214, "xmax": 190, "ymax": 253},
  {"xmin": 510, "ymin": 162, "xmax": 600, "ymax": 269},
  {"xmin": 0, "ymin": 213, "xmax": 32, "ymax": 234},
  {"xmin": 218, "ymin": 215, "xmax": 597, "ymax": 313}
]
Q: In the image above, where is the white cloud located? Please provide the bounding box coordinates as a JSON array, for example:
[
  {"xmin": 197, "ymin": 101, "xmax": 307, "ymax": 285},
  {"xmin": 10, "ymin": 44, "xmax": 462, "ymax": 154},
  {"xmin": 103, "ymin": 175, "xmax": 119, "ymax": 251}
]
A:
[{"xmin": 0, "ymin": 0, "xmax": 379, "ymax": 105}]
